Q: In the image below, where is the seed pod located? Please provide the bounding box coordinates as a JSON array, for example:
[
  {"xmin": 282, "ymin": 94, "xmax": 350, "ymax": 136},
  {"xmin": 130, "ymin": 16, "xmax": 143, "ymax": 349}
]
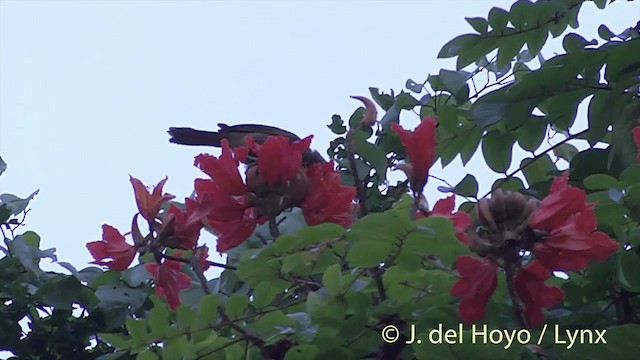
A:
[
  {"xmin": 489, "ymin": 188, "xmax": 507, "ymax": 224},
  {"xmin": 476, "ymin": 199, "xmax": 498, "ymax": 230},
  {"xmin": 517, "ymin": 198, "xmax": 539, "ymax": 225}
]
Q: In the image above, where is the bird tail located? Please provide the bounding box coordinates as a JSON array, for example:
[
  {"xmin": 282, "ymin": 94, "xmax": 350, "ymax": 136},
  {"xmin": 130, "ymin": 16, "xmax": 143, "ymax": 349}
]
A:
[{"xmin": 167, "ymin": 127, "xmax": 222, "ymax": 147}]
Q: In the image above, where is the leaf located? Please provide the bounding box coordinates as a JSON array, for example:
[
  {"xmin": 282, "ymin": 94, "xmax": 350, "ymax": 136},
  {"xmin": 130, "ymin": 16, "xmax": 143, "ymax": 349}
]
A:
[
  {"xmin": 347, "ymin": 205, "xmax": 412, "ymax": 268},
  {"xmin": 10, "ymin": 233, "xmax": 57, "ymax": 273},
  {"xmin": 438, "ymin": 69, "xmax": 470, "ymax": 103},
  {"xmin": 553, "ymin": 143, "xmax": 579, "ymax": 162},
  {"xmin": 148, "ymin": 302, "xmax": 170, "ymax": 337},
  {"xmin": 122, "ymin": 264, "xmax": 152, "ymax": 287},
  {"xmin": 225, "ymin": 294, "xmax": 248, "ymax": 318},
  {"xmin": 521, "ymin": 155, "xmax": 555, "ymax": 186},
  {"xmin": 471, "ymin": 99, "xmax": 510, "ymax": 128},
  {"xmin": 176, "ymin": 305, "xmax": 196, "ymax": 331},
  {"xmin": 328, "ymin": 115, "xmax": 347, "ymax": 135},
  {"xmin": 322, "ymin": 264, "xmax": 343, "ymax": 296},
  {"xmin": 438, "ymin": 34, "xmax": 480, "ymax": 59},
  {"xmin": 487, "ymin": 7, "xmax": 509, "ymax": 31},
  {"xmin": 491, "ymin": 177, "xmax": 525, "ymax": 193},
  {"xmin": 465, "ymin": 17, "xmax": 488, "ymax": 34},
  {"xmin": 563, "ymin": 33, "xmax": 594, "ymax": 52},
  {"xmin": 98, "ymin": 334, "xmax": 130, "ymax": 349},
  {"xmin": 583, "ymin": 174, "xmax": 620, "ymax": 190},
  {"xmin": 517, "ymin": 115, "xmax": 548, "ymax": 151},
  {"xmin": 598, "ymin": 24, "xmax": 614, "ymax": 40},
  {"xmin": 283, "ymin": 345, "xmax": 320, "ymax": 360},
  {"xmin": 0, "ymin": 156, "xmax": 6, "ymax": 176},
  {"xmin": 252, "ymin": 282, "xmax": 280, "ymax": 308},
  {"xmin": 526, "ymin": 28, "xmax": 548, "ymax": 57},
  {"xmin": 0, "ymin": 190, "xmax": 39, "ymax": 215},
  {"xmin": 454, "ymin": 174, "xmax": 478, "ymax": 198},
  {"xmin": 353, "ymin": 131, "xmax": 389, "ymax": 182},
  {"xmin": 481, "ymin": 131, "xmax": 516, "ymax": 173},
  {"xmin": 563, "ymin": 324, "xmax": 640, "ymax": 360},
  {"xmin": 405, "ymin": 78, "xmax": 423, "ymax": 93}
]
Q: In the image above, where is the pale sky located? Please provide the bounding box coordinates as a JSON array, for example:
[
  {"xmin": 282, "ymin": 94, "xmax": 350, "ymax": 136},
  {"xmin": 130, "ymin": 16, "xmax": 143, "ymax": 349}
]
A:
[{"xmin": 1, "ymin": 0, "xmax": 637, "ymax": 272}]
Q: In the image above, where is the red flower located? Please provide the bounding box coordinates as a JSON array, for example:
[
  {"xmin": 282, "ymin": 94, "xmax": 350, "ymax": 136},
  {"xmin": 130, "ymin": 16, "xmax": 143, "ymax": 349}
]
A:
[
  {"xmin": 450, "ymin": 255, "xmax": 498, "ymax": 323},
  {"xmin": 195, "ymin": 245, "xmax": 210, "ymax": 272},
  {"xmin": 194, "ymin": 139, "xmax": 248, "ymax": 196},
  {"xmin": 514, "ymin": 260, "xmax": 564, "ymax": 327},
  {"xmin": 429, "ymin": 196, "xmax": 472, "ymax": 244},
  {"xmin": 164, "ymin": 198, "xmax": 210, "ymax": 249},
  {"xmin": 86, "ymin": 224, "xmax": 137, "ymax": 271},
  {"xmin": 244, "ymin": 135, "xmax": 313, "ymax": 186},
  {"xmin": 209, "ymin": 208, "xmax": 263, "ymax": 252},
  {"xmin": 194, "ymin": 179, "xmax": 248, "ymax": 222},
  {"xmin": 633, "ymin": 126, "xmax": 640, "ymax": 161},
  {"xmin": 144, "ymin": 257, "xmax": 192, "ymax": 311},
  {"xmin": 532, "ymin": 210, "xmax": 619, "ymax": 271},
  {"xmin": 527, "ymin": 173, "xmax": 587, "ymax": 232},
  {"xmin": 391, "ymin": 116, "xmax": 437, "ymax": 194},
  {"xmin": 301, "ymin": 161, "xmax": 356, "ymax": 227},
  {"xmin": 528, "ymin": 173, "xmax": 619, "ymax": 272},
  {"xmin": 130, "ymin": 176, "xmax": 175, "ymax": 222}
]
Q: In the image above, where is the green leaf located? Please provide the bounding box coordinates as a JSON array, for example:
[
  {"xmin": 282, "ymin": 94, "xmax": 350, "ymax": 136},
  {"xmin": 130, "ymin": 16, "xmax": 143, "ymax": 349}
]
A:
[
  {"xmin": 496, "ymin": 34, "xmax": 525, "ymax": 70},
  {"xmin": 0, "ymin": 156, "xmax": 6, "ymax": 176},
  {"xmin": 346, "ymin": 206, "xmax": 411, "ymax": 267},
  {"xmin": 563, "ymin": 324, "xmax": 640, "ymax": 360},
  {"xmin": 584, "ymin": 174, "xmax": 620, "ymax": 190},
  {"xmin": 454, "ymin": 174, "xmax": 478, "ymax": 198},
  {"xmin": 465, "ymin": 17, "xmax": 488, "ymax": 34},
  {"xmin": 562, "ymin": 33, "xmax": 593, "ymax": 52},
  {"xmin": 553, "ymin": 143, "xmax": 579, "ymax": 163},
  {"xmin": 0, "ymin": 190, "xmax": 39, "ymax": 215},
  {"xmin": 284, "ymin": 345, "xmax": 320, "ymax": 360},
  {"xmin": 487, "ymin": 6, "xmax": 509, "ymax": 31},
  {"xmin": 328, "ymin": 115, "xmax": 347, "ymax": 135},
  {"xmin": 526, "ymin": 28, "xmax": 548, "ymax": 56},
  {"xmin": 37, "ymin": 275, "xmax": 85, "ymax": 310},
  {"xmin": 438, "ymin": 69, "xmax": 470, "ymax": 103},
  {"xmin": 481, "ymin": 131, "xmax": 516, "ymax": 173},
  {"xmin": 598, "ymin": 24, "xmax": 614, "ymax": 40},
  {"xmin": 148, "ymin": 302, "xmax": 170, "ymax": 337},
  {"xmin": 122, "ymin": 264, "xmax": 152, "ymax": 287},
  {"xmin": 176, "ymin": 305, "xmax": 196, "ymax": 331},
  {"xmin": 98, "ymin": 333, "xmax": 131, "ymax": 349},
  {"xmin": 10, "ymin": 232, "xmax": 57, "ymax": 273},
  {"xmin": 196, "ymin": 294, "xmax": 220, "ymax": 326},
  {"xmin": 521, "ymin": 155, "xmax": 555, "ymax": 186},
  {"xmin": 252, "ymin": 282, "xmax": 280, "ymax": 308},
  {"xmin": 438, "ymin": 34, "xmax": 480, "ymax": 58},
  {"xmin": 491, "ymin": 177, "xmax": 525, "ymax": 192},
  {"xmin": 471, "ymin": 99, "xmax": 509, "ymax": 128},
  {"xmin": 136, "ymin": 349, "xmax": 159, "ymax": 360},
  {"xmin": 322, "ymin": 264, "xmax": 343, "ymax": 296},
  {"xmin": 126, "ymin": 317, "xmax": 148, "ymax": 344},
  {"xmin": 225, "ymin": 294, "xmax": 248, "ymax": 318},
  {"xmin": 405, "ymin": 78, "xmax": 423, "ymax": 93},
  {"xmin": 517, "ymin": 115, "xmax": 548, "ymax": 151},
  {"xmin": 353, "ymin": 131, "xmax": 389, "ymax": 182}
]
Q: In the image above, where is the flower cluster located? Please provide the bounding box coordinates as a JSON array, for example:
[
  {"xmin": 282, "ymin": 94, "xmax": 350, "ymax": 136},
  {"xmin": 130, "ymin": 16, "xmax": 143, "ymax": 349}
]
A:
[
  {"xmin": 450, "ymin": 174, "xmax": 619, "ymax": 326},
  {"xmin": 86, "ymin": 131, "xmax": 356, "ymax": 311},
  {"xmin": 87, "ymin": 177, "xmax": 210, "ymax": 310},
  {"xmin": 194, "ymin": 136, "xmax": 356, "ymax": 252}
]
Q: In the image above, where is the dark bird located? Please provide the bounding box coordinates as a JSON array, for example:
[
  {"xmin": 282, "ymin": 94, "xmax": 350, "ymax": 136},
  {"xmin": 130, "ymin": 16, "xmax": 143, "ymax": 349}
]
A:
[{"xmin": 168, "ymin": 123, "xmax": 326, "ymax": 164}]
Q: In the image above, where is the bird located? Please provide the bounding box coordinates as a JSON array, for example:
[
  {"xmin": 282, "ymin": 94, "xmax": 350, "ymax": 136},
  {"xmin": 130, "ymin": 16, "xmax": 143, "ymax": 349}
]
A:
[{"xmin": 167, "ymin": 123, "xmax": 326, "ymax": 164}]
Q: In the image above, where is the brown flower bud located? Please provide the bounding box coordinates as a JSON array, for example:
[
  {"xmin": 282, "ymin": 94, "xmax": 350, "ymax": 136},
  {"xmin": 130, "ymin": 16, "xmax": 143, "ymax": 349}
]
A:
[{"xmin": 350, "ymin": 95, "xmax": 378, "ymax": 128}]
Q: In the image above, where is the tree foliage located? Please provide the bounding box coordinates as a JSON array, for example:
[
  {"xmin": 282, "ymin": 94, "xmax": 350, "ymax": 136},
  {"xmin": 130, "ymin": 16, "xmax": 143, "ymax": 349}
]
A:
[{"xmin": 2, "ymin": 1, "xmax": 639, "ymax": 359}]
